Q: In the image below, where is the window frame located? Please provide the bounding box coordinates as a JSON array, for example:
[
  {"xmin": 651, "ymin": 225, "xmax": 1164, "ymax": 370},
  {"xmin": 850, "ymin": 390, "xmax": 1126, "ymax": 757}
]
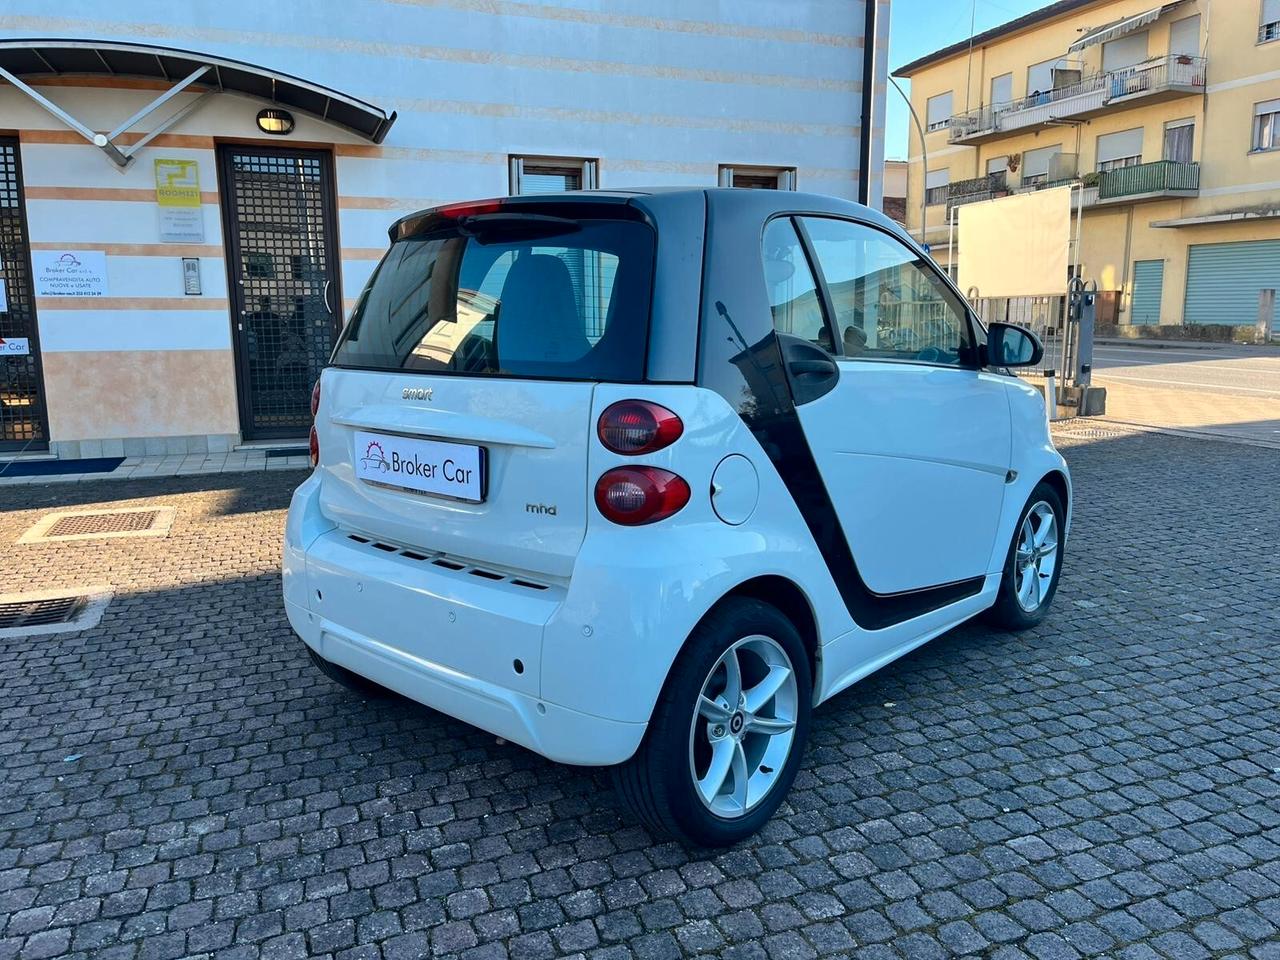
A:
[
  {"xmin": 1162, "ymin": 118, "xmax": 1195, "ymax": 163},
  {"xmin": 760, "ymin": 215, "xmax": 839, "ymax": 354},
  {"xmin": 718, "ymin": 165, "xmax": 798, "ymax": 190},
  {"xmin": 508, "ymin": 155, "xmax": 599, "ymax": 195},
  {"xmin": 770, "ymin": 213, "xmax": 982, "ymax": 372},
  {"xmin": 925, "ymin": 91, "xmax": 954, "ymax": 132},
  {"xmin": 1252, "ymin": 99, "xmax": 1280, "ymax": 153},
  {"xmin": 924, "ymin": 167, "xmax": 950, "ymax": 206},
  {"xmin": 1262, "ymin": 0, "xmax": 1280, "ymax": 43}
]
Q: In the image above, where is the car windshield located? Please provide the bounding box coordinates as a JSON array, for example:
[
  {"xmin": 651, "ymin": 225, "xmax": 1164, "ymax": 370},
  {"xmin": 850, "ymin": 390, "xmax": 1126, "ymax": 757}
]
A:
[{"xmin": 332, "ymin": 215, "xmax": 655, "ymax": 381}]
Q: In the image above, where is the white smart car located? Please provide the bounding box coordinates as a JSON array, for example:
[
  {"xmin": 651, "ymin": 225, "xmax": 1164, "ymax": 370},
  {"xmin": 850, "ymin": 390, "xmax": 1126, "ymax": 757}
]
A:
[{"xmin": 283, "ymin": 188, "xmax": 1069, "ymax": 846}]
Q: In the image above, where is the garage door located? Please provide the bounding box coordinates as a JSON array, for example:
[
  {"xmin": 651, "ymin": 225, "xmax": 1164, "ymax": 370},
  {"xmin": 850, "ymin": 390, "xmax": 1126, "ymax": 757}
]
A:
[
  {"xmin": 1184, "ymin": 239, "xmax": 1280, "ymax": 327},
  {"xmin": 1131, "ymin": 259, "xmax": 1164, "ymax": 325}
]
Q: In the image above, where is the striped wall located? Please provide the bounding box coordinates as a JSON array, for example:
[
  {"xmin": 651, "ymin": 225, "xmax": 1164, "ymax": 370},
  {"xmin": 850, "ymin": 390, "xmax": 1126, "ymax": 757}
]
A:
[{"xmin": 0, "ymin": 0, "xmax": 882, "ymax": 449}]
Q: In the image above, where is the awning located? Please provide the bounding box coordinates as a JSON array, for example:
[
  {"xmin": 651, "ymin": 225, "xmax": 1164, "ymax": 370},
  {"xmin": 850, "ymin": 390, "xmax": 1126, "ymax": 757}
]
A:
[
  {"xmin": 0, "ymin": 38, "xmax": 397, "ymax": 144},
  {"xmin": 1067, "ymin": 2, "xmax": 1187, "ymax": 53}
]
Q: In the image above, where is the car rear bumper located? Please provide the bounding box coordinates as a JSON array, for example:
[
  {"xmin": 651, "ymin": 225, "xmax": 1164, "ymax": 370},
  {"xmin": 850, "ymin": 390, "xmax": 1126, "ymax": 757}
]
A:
[{"xmin": 282, "ymin": 474, "xmax": 646, "ymax": 766}]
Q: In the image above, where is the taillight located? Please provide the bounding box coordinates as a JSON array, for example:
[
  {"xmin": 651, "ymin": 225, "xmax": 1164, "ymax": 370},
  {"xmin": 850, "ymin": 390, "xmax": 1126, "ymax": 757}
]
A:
[
  {"xmin": 597, "ymin": 400, "xmax": 683, "ymax": 455},
  {"xmin": 309, "ymin": 378, "xmax": 321, "ymax": 468},
  {"xmin": 594, "ymin": 467, "xmax": 690, "ymax": 526}
]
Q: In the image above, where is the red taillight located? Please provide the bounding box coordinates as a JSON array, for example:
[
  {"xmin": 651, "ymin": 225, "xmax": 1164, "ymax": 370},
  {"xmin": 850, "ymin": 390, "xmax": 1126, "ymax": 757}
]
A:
[
  {"xmin": 597, "ymin": 400, "xmax": 683, "ymax": 455},
  {"xmin": 594, "ymin": 467, "xmax": 690, "ymax": 526},
  {"xmin": 309, "ymin": 378, "xmax": 321, "ymax": 467}
]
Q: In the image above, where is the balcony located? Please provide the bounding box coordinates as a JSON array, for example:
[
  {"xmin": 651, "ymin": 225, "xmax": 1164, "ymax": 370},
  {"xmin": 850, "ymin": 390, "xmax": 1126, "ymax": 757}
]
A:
[
  {"xmin": 945, "ymin": 170, "xmax": 1010, "ymax": 211},
  {"xmin": 948, "ymin": 54, "xmax": 1207, "ymax": 145},
  {"xmin": 1096, "ymin": 160, "xmax": 1199, "ymax": 203}
]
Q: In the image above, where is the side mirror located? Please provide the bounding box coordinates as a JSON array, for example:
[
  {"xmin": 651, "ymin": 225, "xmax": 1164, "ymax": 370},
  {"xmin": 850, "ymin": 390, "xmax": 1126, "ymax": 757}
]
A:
[{"xmin": 986, "ymin": 322, "xmax": 1044, "ymax": 367}]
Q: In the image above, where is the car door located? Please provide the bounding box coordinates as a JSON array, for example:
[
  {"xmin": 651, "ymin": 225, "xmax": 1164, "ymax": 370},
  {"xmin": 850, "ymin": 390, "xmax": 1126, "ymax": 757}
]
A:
[{"xmin": 763, "ymin": 215, "xmax": 1012, "ymax": 613}]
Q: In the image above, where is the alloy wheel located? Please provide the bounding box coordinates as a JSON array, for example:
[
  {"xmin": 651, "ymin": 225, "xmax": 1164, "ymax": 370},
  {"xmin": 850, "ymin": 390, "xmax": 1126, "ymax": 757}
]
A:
[
  {"xmin": 1014, "ymin": 501, "xmax": 1059, "ymax": 612},
  {"xmin": 688, "ymin": 634, "xmax": 799, "ymax": 818}
]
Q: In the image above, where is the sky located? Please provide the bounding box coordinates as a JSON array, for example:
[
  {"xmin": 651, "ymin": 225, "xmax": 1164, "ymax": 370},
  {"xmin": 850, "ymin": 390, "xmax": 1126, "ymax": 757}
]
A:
[{"xmin": 885, "ymin": 0, "xmax": 1046, "ymax": 160}]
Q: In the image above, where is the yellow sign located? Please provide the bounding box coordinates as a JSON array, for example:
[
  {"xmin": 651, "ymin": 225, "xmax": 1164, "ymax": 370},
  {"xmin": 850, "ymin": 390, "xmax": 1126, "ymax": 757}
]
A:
[{"xmin": 154, "ymin": 158, "xmax": 200, "ymax": 207}]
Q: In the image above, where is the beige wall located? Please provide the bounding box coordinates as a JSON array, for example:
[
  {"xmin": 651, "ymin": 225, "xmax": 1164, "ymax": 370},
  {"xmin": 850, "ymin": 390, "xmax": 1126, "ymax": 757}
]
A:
[
  {"xmin": 42, "ymin": 350, "xmax": 240, "ymax": 442},
  {"xmin": 899, "ymin": 0, "xmax": 1280, "ymax": 326}
]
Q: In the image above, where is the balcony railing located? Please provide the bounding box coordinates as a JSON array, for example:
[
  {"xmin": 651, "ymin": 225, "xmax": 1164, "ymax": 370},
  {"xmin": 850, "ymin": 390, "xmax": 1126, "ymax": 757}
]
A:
[
  {"xmin": 1097, "ymin": 160, "xmax": 1199, "ymax": 200},
  {"xmin": 946, "ymin": 170, "xmax": 1009, "ymax": 210},
  {"xmin": 948, "ymin": 54, "xmax": 1207, "ymax": 143}
]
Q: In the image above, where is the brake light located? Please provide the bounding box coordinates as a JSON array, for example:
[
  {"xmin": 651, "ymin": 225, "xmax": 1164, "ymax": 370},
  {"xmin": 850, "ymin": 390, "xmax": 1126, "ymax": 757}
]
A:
[
  {"xmin": 435, "ymin": 199, "xmax": 504, "ymax": 219},
  {"xmin": 309, "ymin": 378, "xmax": 321, "ymax": 468},
  {"xmin": 597, "ymin": 400, "xmax": 683, "ymax": 455},
  {"xmin": 594, "ymin": 467, "xmax": 690, "ymax": 525}
]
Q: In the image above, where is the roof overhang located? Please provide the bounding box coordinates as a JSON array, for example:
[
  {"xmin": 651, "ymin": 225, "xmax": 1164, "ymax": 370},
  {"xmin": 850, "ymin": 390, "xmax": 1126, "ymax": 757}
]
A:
[
  {"xmin": 1151, "ymin": 208, "xmax": 1280, "ymax": 228},
  {"xmin": 0, "ymin": 38, "xmax": 397, "ymax": 144},
  {"xmin": 1067, "ymin": 1, "xmax": 1188, "ymax": 53}
]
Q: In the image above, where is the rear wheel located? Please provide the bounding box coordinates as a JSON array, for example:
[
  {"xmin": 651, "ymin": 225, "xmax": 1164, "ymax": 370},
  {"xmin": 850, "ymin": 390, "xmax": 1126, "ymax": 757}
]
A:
[
  {"xmin": 305, "ymin": 644, "xmax": 384, "ymax": 696},
  {"xmin": 986, "ymin": 481, "xmax": 1065, "ymax": 630},
  {"xmin": 612, "ymin": 598, "xmax": 812, "ymax": 847}
]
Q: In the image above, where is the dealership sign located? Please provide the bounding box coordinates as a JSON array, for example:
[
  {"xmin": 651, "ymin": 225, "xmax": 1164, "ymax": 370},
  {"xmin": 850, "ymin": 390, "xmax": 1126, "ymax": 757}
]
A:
[{"xmin": 31, "ymin": 251, "xmax": 109, "ymax": 297}]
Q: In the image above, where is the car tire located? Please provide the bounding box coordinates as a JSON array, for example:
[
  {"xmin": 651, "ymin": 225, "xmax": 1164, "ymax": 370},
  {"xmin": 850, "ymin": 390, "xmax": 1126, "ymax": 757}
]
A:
[
  {"xmin": 985, "ymin": 481, "xmax": 1066, "ymax": 631},
  {"xmin": 305, "ymin": 644, "xmax": 384, "ymax": 696},
  {"xmin": 612, "ymin": 597, "xmax": 813, "ymax": 847}
]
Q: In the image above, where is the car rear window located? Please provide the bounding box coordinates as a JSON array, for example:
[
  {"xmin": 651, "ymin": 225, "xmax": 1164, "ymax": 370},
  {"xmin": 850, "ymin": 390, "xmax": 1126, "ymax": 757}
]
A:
[{"xmin": 332, "ymin": 215, "xmax": 655, "ymax": 381}]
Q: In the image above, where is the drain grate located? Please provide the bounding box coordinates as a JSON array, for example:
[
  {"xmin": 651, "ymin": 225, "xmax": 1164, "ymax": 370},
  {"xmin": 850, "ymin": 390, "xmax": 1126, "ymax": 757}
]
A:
[
  {"xmin": 0, "ymin": 594, "xmax": 87, "ymax": 629},
  {"xmin": 47, "ymin": 510, "xmax": 161, "ymax": 537},
  {"xmin": 0, "ymin": 587, "xmax": 112, "ymax": 638},
  {"xmin": 19, "ymin": 506, "xmax": 176, "ymax": 544}
]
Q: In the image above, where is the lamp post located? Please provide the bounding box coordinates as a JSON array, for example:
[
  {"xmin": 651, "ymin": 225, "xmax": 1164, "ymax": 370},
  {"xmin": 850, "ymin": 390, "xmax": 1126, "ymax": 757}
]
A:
[{"xmin": 889, "ymin": 75, "xmax": 929, "ymax": 247}]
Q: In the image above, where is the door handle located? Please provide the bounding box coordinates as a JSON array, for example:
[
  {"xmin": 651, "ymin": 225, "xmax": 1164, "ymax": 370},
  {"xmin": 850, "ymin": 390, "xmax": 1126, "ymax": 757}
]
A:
[
  {"xmin": 787, "ymin": 359, "xmax": 837, "ymax": 376},
  {"xmin": 322, "ymin": 279, "xmax": 333, "ymax": 315}
]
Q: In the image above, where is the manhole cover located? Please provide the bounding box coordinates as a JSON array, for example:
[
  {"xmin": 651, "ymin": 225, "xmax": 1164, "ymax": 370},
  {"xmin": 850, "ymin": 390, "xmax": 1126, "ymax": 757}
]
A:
[
  {"xmin": 0, "ymin": 587, "xmax": 112, "ymax": 638},
  {"xmin": 47, "ymin": 510, "xmax": 161, "ymax": 537},
  {"xmin": 0, "ymin": 594, "xmax": 87, "ymax": 629},
  {"xmin": 19, "ymin": 506, "xmax": 176, "ymax": 544}
]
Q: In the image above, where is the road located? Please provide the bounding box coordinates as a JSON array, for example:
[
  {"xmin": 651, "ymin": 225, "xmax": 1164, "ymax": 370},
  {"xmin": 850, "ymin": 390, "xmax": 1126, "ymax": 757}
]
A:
[
  {"xmin": 1088, "ymin": 340, "xmax": 1280, "ymax": 444},
  {"xmin": 1091, "ymin": 341, "xmax": 1280, "ymax": 399}
]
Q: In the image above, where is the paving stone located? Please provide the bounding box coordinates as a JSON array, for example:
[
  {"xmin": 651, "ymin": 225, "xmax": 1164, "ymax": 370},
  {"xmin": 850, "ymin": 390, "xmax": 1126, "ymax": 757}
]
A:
[{"xmin": 0, "ymin": 435, "xmax": 1277, "ymax": 959}]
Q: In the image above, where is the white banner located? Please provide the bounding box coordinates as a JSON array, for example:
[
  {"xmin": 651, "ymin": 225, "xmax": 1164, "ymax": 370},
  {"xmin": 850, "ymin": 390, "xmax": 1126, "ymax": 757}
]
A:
[
  {"xmin": 32, "ymin": 251, "xmax": 109, "ymax": 297},
  {"xmin": 958, "ymin": 186, "xmax": 1073, "ymax": 298}
]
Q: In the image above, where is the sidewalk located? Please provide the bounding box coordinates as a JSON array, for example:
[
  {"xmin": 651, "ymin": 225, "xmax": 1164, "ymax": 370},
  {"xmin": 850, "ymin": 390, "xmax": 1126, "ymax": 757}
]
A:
[{"xmin": 0, "ymin": 448, "xmax": 311, "ymax": 486}]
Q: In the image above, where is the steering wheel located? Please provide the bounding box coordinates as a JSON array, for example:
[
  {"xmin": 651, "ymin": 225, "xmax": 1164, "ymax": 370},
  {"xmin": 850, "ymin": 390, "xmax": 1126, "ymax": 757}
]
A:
[{"xmin": 915, "ymin": 346, "xmax": 948, "ymax": 364}]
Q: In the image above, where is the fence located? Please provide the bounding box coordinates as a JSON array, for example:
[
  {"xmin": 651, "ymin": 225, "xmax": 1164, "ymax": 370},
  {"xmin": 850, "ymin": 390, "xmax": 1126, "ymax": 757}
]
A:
[{"xmin": 970, "ymin": 294, "xmax": 1071, "ymax": 378}]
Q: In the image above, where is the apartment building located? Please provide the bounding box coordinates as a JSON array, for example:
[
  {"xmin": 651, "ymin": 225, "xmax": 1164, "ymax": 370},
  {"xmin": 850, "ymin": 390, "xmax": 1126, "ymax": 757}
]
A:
[
  {"xmin": 0, "ymin": 0, "xmax": 889, "ymax": 460},
  {"xmin": 894, "ymin": 0, "xmax": 1280, "ymax": 336}
]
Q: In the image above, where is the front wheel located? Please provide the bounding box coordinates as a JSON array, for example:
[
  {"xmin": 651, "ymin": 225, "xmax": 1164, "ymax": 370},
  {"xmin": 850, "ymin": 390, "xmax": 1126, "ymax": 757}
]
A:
[
  {"xmin": 612, "ymin": 598, "xmax": 812, "ymax": 847},
  {"xmin": 985, "ymin": 482, "xmax": 1065, "ymax": 630}
]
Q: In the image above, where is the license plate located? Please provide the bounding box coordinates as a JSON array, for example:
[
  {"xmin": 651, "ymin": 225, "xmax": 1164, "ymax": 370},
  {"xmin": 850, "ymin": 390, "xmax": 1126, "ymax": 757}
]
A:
[{"xmin": 353, "ymin": 430, "xmax": 486, "ymax": 503}]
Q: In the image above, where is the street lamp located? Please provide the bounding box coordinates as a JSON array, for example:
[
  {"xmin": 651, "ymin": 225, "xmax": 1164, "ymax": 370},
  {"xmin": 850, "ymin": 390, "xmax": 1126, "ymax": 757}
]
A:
[{"xmin": 888, "ymin": 76, "xmax": 928, "ymax": 247}]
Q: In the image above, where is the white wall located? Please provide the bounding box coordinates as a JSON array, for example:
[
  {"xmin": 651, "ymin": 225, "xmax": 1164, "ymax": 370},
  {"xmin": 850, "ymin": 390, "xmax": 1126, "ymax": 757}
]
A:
[{"xmin": 0, "ymin": 0, "xmax": 884, "ymax": 445}]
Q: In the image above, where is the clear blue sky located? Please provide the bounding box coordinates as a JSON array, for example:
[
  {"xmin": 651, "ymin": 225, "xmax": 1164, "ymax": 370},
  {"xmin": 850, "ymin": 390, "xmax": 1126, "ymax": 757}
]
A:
[{"xmin": 885, "ymin": 0, "xmax": 1045, "ymax": 160}]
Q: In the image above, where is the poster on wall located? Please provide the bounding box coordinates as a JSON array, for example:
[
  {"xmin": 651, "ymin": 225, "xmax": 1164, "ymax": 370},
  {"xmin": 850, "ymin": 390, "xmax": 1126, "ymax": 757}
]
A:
[
  {"xmin": 155, "ymin": 158, "xmax": 205, "ymax": 243},
  {"xmin": 32, "ymin": 251, "xmax": 109, "ymax": 297}
]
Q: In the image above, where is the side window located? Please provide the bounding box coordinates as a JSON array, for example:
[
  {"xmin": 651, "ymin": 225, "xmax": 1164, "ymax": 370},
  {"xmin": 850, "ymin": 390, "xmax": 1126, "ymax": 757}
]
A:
[
  {"xmin": 762, "ymin": 217, "xmax": 834, "ymax": 354},
  {"xmin": 797, "ymin": 217, "xmax": 974, "ymax": 366}
]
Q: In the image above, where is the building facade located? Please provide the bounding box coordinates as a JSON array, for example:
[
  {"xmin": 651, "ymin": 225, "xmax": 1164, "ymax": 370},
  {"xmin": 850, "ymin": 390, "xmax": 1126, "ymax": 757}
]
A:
[
  {"xmin": 895, "ymin": 0, "xmax": 1280, "ymax": 337},
  {"xmin": 0, "ymin": 0, "xmax": 889, "ymax": 459}
]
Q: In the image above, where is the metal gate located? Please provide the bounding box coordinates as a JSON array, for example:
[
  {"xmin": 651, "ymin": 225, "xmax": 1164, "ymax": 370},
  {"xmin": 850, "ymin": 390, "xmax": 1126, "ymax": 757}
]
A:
[
  {"xmin": 219, "ymin": 146, "xmax": 341, "ymax": 440},
  {"xmin": 1131, "ymin": 260, "xmax": 1164, "ymax": 325},
  {"xmin": 0, "ymin": 137, "xmax": 48, "ymax": 452},
  {"xmin": 1185, "ymin": 239, "xmax": 1280, "ymax": 328},
  {"xmin": 970, "ymin": 294, "xmax": 1070, "ymax": 377}
]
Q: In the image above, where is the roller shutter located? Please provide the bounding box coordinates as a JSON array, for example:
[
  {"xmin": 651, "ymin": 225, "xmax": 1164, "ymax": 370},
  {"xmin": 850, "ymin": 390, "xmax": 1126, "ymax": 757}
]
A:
[
  {"xmin": 1184, "ymin": 240, "xmax": 1280, "ymax": 326},
  {"xmin": 1130, "ymin": 260, "xmax": 1164, "ymax": 325}
]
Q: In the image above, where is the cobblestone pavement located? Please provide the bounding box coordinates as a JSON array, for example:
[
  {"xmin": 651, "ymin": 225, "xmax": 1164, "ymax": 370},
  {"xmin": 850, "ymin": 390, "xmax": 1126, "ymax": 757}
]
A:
[{"xmin": 2, "ymin": 429, "xmax": 1278, "ymax": 960}]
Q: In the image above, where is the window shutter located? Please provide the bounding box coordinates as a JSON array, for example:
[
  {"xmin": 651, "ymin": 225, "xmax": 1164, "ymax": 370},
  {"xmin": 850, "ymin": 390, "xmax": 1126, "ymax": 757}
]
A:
[
  {"xmin": 925, "ymin": 168, "xmax": 950, "ymax": 190},
  {"xmin": 1255, "ymin": 99, "xmax": 1280, "ymax": 116},
  {"xmin": 1027, "ymin": 59, "xmax": 1056, "ymax": 93},
  {"xmin": 1021, "ymin": 144, "xmax": 1061, "ymax": 178},
  {"xmin": 1169, "ymin": 15, "xmax": 1200, "ymax": 56},
  {"xmin": 1097, "ymin": 128, "xmax": 1144, "ymax": 164},
  {"xmin": 1102, "ymin": 31, "xmax": 1148, "ymax": 72},
  {"xmin": 926, "ymin": 92, "xmax": 953, "ymax": 128},
  {"xmin": 1264, "ymin": 0, "xmax": 1280, "ymax": 24},
  {"xmin": 986, "ymin": 156, "xmax": 1008, "ymax": 174},
  {"xmin": 991, "ymin": 73, "xmax": 1013, "ymax": 104}
]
